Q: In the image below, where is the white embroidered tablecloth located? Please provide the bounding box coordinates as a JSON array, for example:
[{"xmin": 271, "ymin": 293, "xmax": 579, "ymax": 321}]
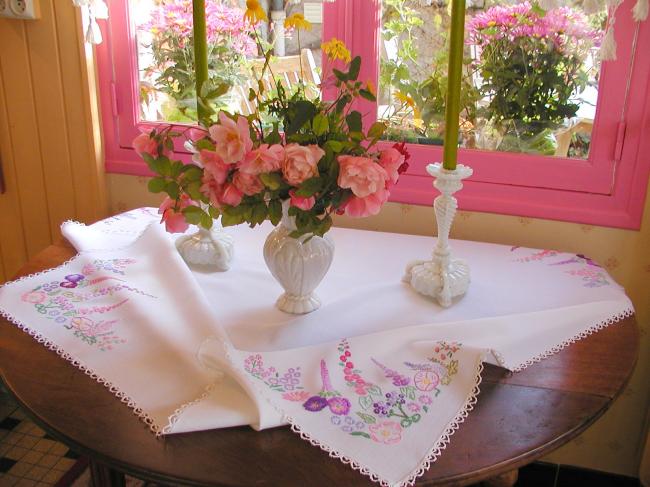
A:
[{"xmin": 0, "ymin": 208, "xmax": 634, "ymax": 487}]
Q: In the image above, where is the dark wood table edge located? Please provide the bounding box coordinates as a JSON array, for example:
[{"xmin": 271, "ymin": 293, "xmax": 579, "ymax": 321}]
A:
[{"xmin": 0, "ymin": 242, "xmax": 640, "ymax": 487}]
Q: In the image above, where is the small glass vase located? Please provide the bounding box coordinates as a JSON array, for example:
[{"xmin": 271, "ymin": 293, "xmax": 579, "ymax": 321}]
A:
[
  {"xmin": 175, "ymin": 223, "xmax": 234, "ymax": 271},
  {"xmin": 263, "ymin": 201, "xmax": 334, "ymax": 314}
]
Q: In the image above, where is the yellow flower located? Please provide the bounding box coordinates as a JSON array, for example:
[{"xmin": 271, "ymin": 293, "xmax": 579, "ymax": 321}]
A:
[
  {"xmin": 395, "ymin": 91, "xmax": 415, "ymax": 108},
  {"xmin": 244, "ymin": 0, "xmax": 267, "ymax": 24},
  {"xmin": 321, "ymin": 37, "xmax": 351, "ymax": 63},
  {"xmin": 365, "ymin": 80, "xmax": 376, "ymax": 97},
  {"xmin": 285, "ymin": 13, "xmax": 312, "ymax": 31}
]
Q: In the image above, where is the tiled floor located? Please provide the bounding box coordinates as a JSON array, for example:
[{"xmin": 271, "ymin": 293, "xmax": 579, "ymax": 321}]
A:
[{"xmin": 0, "ymin": 392, "xmax": 80, "ymax": 486}]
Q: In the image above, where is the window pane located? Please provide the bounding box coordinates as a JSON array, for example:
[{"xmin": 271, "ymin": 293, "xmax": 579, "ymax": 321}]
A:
[
  {"xmin": 132, "ymin": 0, "xmax": 324, "ymax": 124},
  {"xmin": 378, "ymin": 0, "xmax": 607, "ymax": 159}
]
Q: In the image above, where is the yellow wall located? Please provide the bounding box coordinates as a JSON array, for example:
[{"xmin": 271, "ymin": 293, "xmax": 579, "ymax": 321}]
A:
[
  {"xmin": 107, "ymin": 172, "xmax": 650, "ymax": 477},
  {"xmin": 0, "ymin": 1, "xmax": 107, "ymax": 282}
]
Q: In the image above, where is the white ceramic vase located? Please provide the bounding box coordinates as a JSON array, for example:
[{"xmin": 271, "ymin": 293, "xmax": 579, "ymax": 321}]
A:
[{"xmin": 263, "ymin": 201, "xmax": 334, "ymax": 314}]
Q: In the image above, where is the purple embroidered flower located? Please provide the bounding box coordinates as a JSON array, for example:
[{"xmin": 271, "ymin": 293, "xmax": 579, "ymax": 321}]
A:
[
  {"xmin": 328, "ymin": 397, "xmax": 351, "ymax": 415},
  {"xmin": 303, "ymin": 396, "xmax": 328, "ymax": 412},
  {"xmin": 385, "ymin": 392, "xmax": 406, "ymax": 407},
  {"xmin": 371, "ymin": 358, "xmax": 410, "ymax": 387},
  {"xmin": 373, "ymin": 401, "xmax": 389, "ymax": 416},
  {"xmin": 331, "ymin": 415, "xmax": 342, "ymax": 425}
]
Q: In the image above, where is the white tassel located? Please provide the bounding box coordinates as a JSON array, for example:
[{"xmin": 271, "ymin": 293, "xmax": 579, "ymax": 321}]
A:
[
  {"xmin": 599, "ymin": 26, "xmax": 617, "ymax": 61},
  {"xmin": 583, "ymin": 0, "xmax": 604, "ymax": 14},
  {"xmin": 632, "ymin": 0, "xmax": 649, "ymax": 20}
]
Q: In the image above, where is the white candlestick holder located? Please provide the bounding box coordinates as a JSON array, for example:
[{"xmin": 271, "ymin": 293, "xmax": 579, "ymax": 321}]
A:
[{"xmin": 403, "ymin": 162, "xmax": 473, "ymax": 307}]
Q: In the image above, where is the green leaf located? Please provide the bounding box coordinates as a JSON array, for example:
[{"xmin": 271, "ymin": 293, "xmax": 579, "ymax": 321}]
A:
[
  {"xmin": 165, "ymin": 181, "xmax": 180, "ymax": 200},
  {"xmin": 248, "ymin": 88, "xmax": 257, "ymax": 102},
  {"xmin": 359, "ymin": 88, "xmax": 376, "ymax": 101},
  {"xmin": 220, "ymin": 210, "xmax": 245, "ymax": 227},
  {"xmin": 147, "ymin": 177, "xmax": 167, "ymax": 193},
  {"xmin": 359, "ymin": 395, "xmax": 373, "ymax": 411},
  {"xmin": 286, "ymin": 100, "xmax": 318, "ymax": 136},
  {"xmin": 333, "ymin": 68, "xmax": 347, "ymax": 82},
  {"xmin": 350, "ymin": 431, "xmax": 371, "ymax": 439},
  {"xmin": 368, "ymin": 122, "xmax": 386, "ymax": 139},
  {"xmin": 259, "ymin": 172, "xmax": 284, "ymax": 190},
  {"xmin": 356, "ymin": 412, "xmax": 376, "ymax": 424},
  {"xmin": 295, "ymin": 177, "xmax": 323, "ymax": 197},
  {"xmin": 195, "ymin": 139, "xmax": 215, "ymax": 151},
  {"xmin": 312, "ymin": 114, "xmax": 329, "ymax": 136},
  {"xmin": 268, "ymin": 199, "xmax": 282, "ymax": 226},
  {"xmin": 184, "ymin": 180, "xmax": 203, "ymax": 201},
  {"xmin": 346, "ymin": 111, "xmax": 363, "ymax": 133},
  {"xmin": 250, "ymin": 203, "xmax": 268, "ymax": 226},
  {"xmin": 182, "ymin": 205, "xmax": 205, "ymax": 225},
  {"xmin": 182, "ymin": 165, "xmax": 203, "ymax": 182},
  {"xmin": 348, "ymin": 56, "xmax": 361, "ymax": 80},
  {"xmin": 208, "ymin": 206, "xmax": 221, "ymax": 219},
  {"xmin": 200, "ymin": 212, "xmax": 214, "ymax": 229},
  {"xmin": 324, "ymin": 140, "xmax": 344, "ymax": 152}
]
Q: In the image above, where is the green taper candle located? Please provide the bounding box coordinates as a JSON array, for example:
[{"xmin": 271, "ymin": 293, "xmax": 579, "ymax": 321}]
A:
[
  {"xmin": 193, "ymin": 0, "xmax": 209, "ymax": 125},
  {"xmin": 442, "ymin": 0, "xmax": 467, "ymax": 170}
]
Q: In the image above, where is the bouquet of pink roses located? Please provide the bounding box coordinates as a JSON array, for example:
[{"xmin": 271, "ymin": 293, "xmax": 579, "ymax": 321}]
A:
[{"xmin": 134, "ymin": 17, "xmax": 409, "ymax": 238}]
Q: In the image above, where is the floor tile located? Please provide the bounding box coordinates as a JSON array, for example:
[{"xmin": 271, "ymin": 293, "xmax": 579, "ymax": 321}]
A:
[
  {"xmin": 52, "ymin": 458, "xmax": 74, "ymax": 472},
  {"xmin": 36, "ymin": 456, "xmax": 57, "ymax": 470},
  {"xmin": 47, "ymin": 445, "xmax": 66, "ymax": 457},
  {"xmin": 24, "ymin": 466, "xmax": 48, "ymax": 482},
  {"xmin": 32, "ymin": 441, "xmax": 54, "ymax": 455},
  {"xmin": 20, "ymin": 452, "xmax": 42, "ymax": 466},
  {"xmin": 0, "ymin": 459, "xmax": 16, "ymax": 474},
  {"xmin": 0, "ymin": 474, "xmax": 19, "ymax": 486},
  {"xmin": 15, "ymin": 438, "xmax": 37, "ymax": 451},
  {"xmin": 5, "ymin": 447, "xmax": 28, "ymax": 461},
  {"xmin": 40, "ymin": 471, "xmax": 61, "ymax": 484},
  {"xmin": 14, "ymin": 479, "xmax": 36, "ymax": 487},
  {"xmin": 6, "ymin": 463, "xmax": 30, "ymax": 477},
  {"xmin": 0, "ymin": 420, "xmax": 20, "ymax": 433}
]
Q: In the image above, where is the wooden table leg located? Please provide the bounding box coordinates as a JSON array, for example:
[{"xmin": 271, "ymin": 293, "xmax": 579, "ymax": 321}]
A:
[
  {"xmin": 90, "ymin": 459, "xmax": 126, "ymax": 487},
  {"xmin": 484, "ymin": 468, "xmax": 519, "ymax": 487}
]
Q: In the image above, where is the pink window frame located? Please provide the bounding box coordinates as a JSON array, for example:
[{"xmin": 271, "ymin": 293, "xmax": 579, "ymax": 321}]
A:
[{"xmin": 97, "ymin": 0, "xmax": 650, "ymax": 229}]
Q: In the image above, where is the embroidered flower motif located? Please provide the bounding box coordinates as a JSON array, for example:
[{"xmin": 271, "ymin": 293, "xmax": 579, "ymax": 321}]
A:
[
  {"xmin": 303, "ymin": 396, "xmax": 328, "ymax": 412},
  {"xmin": 372, "ymin": 358, "xmax": 410, "ymax": 386},
  {"xmin": 418, "ymin": 395, "xmax": 433, "ymax": 405},
  {"xmin": 369, "ymin": 421, "xmax": 402, "ymax": 445},
  {"xmin": 407, "ymin": 402, "xmax": 421, "ymax": 413},
  {"xmin": 282, "ymin": 390, "xmax": 310, "ymax": 402},
  {"xmin": 21, "ymin": 259, "xmax": 147, "ymax": 350},
  {"xmin": 21, "ymin": 291, "xmax": 47, "ymax": 304},
  {"xmin": 328, "ymin": 397, "xmax": 351, "ymax": 415},
  {"xmin": 413, "ymin": 370, "xmax": 439, "ymax": 391}
]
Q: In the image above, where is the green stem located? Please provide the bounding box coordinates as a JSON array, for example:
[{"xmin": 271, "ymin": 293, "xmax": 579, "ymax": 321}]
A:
[
  {"xmin": 442, "ymin": 0, "xmax": 466, "ymax": 170},
  {"xmin": 193, "ymin": 0, "xmax": 209, "ymax": 126}
]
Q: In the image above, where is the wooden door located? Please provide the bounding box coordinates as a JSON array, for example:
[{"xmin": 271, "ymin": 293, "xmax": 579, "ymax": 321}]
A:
[{"xmin": 0, "ymin": 1, "xmax": 107, "ymax": 283}]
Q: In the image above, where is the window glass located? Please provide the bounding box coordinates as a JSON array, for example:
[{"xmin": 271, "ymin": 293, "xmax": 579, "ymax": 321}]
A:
[
  {"xmin": 378, "ymin": 0, "xmax": 607, "ymax": 159},
  {"xmin": 131, "ymin": 0, "xmax": 324, "ymax": 124}
]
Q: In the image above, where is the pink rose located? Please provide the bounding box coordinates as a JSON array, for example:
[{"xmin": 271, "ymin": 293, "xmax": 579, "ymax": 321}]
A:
[
  {"xmin": 200, "ymin": 170, "xmax": 224, "ymax": 208},
  {"xmin": 283, "ymin": 144, "xmax": 324, "ymax": 186},
  {"xmin": 238, "ymin": 144, "xmax": 284, "ymax": 175},
  {"xmin": 220, "ymin": 183, "xmax": 244, "ymax": 207},
  {"xmin": 187, "ymin": 127, "xmax": 208, "ymax": 142},
  {"xmin": 379, "ymin": 147, "xmax": 405, "ymax": 186},
  {"xmin": 208, "ymin": 112, "xmax": 253, "ymax": 164},
  {"xmin": 132, "ymin": 132, "xmax": 159, "ymax": 158},
  {"xmin": 289, "ymin": 189, "xmax": 316, "ymax": 211},
  {"xmin": 342, "ymin": 187, "xmax": 389, "ymax": 218},
  {"xmin": 337, "ymin": 155, "xmax": 388, "ymax": 198},
  {"xmin": 199, "ymin": 150, "xmax": 230, "ymax": 185},
  {"xmin": 158, "ymin": 195, "xmax": 194, "ymax": 233},
  {"xmin": 233, "ymin": 171, "xmax": 265, "ymax": 196}
]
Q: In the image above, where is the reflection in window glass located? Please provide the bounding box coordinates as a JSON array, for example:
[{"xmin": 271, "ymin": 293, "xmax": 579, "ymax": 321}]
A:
[
  {"xmin": 132, "ymin": 0, "xmax": 324, "ymax": 124},
  {"xmin": 378, "ymin": 0, "xmax": 605, "ymax": 159}
]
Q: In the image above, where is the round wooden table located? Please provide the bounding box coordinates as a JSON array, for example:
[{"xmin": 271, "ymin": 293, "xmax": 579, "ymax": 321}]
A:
[{"xmin": 0, "ymin": 241, "xmax": 639, "ymax": 487}]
